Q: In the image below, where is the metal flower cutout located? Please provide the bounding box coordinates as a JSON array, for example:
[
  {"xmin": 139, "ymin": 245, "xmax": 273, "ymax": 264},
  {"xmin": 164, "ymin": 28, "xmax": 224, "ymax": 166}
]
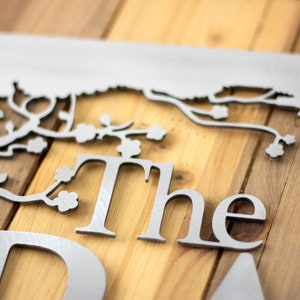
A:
[
  {"xmin": 264, "ymin": 134, "xmax": 295, "ymax": 158},
  {"xmin": 146, "ymin": 125, "xmax": 168, "ymax": 140},
  {"xmin": 74, "ymin": 124, "xmax": 97, "ymax": 143},
  {"xmin": 53, "ymin": 191, "xmax": 78, "ymax": 213},
  {"xmin": 55, "ymin": 166, "xmax": 76, "ymax": 183},
  {"xmin": 97, "ymin": 114, "xmax": 166, "ymax": 158},
  {"xmin": 117, "ymin": 139, "xmax": 141, "ymax": 158},
  {"xmin": 26, "ymin": 137, "xmax": 48, "ymax": 154}
]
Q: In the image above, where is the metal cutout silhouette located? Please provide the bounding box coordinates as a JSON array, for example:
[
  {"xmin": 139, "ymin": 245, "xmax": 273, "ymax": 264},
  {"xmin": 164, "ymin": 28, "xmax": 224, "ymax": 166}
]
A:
[
  {"xmin": 0, "ymin": 85, "xmax": 166, "ymax": 158},
  {"xmin": 0, "ymin": 34, "xmax": 299, "ymax": 159}
]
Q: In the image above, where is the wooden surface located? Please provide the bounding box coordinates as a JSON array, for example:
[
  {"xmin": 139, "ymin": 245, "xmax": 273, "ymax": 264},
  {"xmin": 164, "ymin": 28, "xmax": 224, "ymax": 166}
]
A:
[{"xmin": 0, "ymin": 0, "xmax": 299, "ymax": 299}]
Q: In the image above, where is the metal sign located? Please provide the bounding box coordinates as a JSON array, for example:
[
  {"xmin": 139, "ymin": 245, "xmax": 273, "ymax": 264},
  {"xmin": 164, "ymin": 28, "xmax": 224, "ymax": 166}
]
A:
[
  {"xmin": 0, "ymin": 154, "xmax": 266, "ymax": 250},
  {"xmin": 0, "ymin": 33, "xmax": 299, "ymax": 158},
  {"xmin": 0, "ymin": 33, "xmax": 299, "ymax": 299}
]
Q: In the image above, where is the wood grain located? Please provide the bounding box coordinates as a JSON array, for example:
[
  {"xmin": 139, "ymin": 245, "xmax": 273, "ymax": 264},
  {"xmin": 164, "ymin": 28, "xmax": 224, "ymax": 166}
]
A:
[
  {"xmin": 0, "ymin": 0, "xmax": 299, "ymax": 299},
  {"xmin": 0, "ymin": 0, "xmax": 122, "ymax": 37},
  {"xmin": 206, "ymin": 1, "xmax": 300, "ymax": 298},
  {"xmin": 0, "ymin": 0, "xmax": 122, "ymax": 229}
]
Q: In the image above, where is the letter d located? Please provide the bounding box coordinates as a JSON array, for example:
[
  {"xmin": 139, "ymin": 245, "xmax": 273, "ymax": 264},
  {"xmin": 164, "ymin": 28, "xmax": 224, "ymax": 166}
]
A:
[{"xmin": 0, "ymin": 230, "xmax": 106, "ymax": 300}]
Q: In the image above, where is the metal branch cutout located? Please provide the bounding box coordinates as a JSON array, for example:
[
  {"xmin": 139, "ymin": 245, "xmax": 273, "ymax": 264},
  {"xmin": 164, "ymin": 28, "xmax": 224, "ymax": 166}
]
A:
[
  {"xmin": 0, "ymin": 84, "xmax": 167, "ymax": 158},
  {"xmin": 0, "ymin": 34, "xmax": 299, "ymax": 160},
  {"xmin": 144, "ymin": 87, "xmax": 297, "ymax": 158},
  {"xmin": 0, "ymin": 83, "xmax": 297, "ymax": 159}
]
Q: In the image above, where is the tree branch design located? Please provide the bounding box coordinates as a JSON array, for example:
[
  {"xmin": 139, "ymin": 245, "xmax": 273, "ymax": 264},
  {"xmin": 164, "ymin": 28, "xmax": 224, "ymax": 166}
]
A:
[
  {"xmin": 0, "ymin": 165, "xmax": 78, "ymax": 213},
  {"xmin": 0, "ymin": 82, "xmax": 298, "ymax": 159},
  {"xmin": 0, "ymin": 84, "xmax": 166, "ymax": 158},
  {"xmin": 143, "ymin": 88, "xmax": 297, "ymax": 158}
]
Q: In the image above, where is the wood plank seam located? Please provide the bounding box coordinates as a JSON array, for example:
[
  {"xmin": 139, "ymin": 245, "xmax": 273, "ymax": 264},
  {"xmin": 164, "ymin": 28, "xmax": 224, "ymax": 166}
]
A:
[
  {"xmin": 256, "ymin": 143, "xmax": 299, "ymax": 269},
  {"xmin": 0, "ymin": 0, "xmax": 123, "ymax": 228},
  {"xmin": 101, "ymin": 0, "xmax": 129, "ymax": 39},
  {"xmin": 205, "ymin": 1, "xmax": 300, "ymax": 297}
]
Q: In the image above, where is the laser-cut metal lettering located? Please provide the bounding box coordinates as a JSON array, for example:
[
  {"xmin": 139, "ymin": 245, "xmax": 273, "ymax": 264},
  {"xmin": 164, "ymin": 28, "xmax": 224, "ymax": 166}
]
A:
[
  {"xmin": 0, "ymin": 230, "xmax": 106, "ymax": 300},
  {"xmin": 0, "ymin": 154, "xmax": 266, "ymax": 250}
]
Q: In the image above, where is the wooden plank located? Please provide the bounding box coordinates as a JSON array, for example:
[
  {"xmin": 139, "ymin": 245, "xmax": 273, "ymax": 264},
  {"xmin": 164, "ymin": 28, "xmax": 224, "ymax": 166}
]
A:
[
  {"xmin": 256, "ymin": 113, "xmax": 300, "ymax": 299},
  {"xmin": 0, "ymin": 0, "xmax": 122, "ymax": 37},
  {"xmin": 215, "ymin": 106, "xmax": 300, "ymax": 299},
  {"xmin": 0, "ymin": 1, "xmax": 299, "ymax": 299},
  {"xmin": 0, "ymin": 0, "xmax": 122, "ymax": 229},
  {"xmin": 294, "ymin": 30, "xmax": 300, "ymax": 53},
  {"xmin": 249, "ymin": 18, "xmax": 300, "ymax": 299},
  {"xmin": 206, "ymin": 1, "xmax": 300, "ymax": 298}
]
